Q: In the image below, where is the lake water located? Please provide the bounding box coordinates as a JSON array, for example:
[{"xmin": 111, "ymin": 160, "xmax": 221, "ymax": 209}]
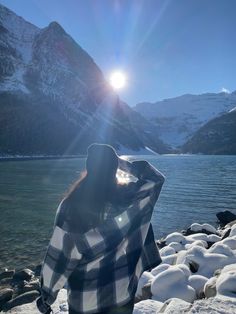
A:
[{"xmin": 0, "ymin": 155, "xmax": 236, "ymax": 269}]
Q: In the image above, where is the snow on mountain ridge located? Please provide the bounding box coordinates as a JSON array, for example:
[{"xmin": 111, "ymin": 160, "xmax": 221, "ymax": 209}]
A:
[
  {"xmin": 134, "ymin": 91, "xmax": 236, "ymax": 147},
  {"xmin": 0, "ymin": 4, "xmax": 39, "ymax": 63}
]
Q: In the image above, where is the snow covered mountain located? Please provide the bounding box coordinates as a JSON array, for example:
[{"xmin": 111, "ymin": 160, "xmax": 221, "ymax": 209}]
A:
[
  {"xmin": 0, "ymin": 4, "xmax": 168, "ymax": 155},
  {"xmin": 181, "ymin": 108, "xmax": 236, "ymax": 154},
  {"xmin": 134, "ymin": 92, "xmax": 236, "ymax": 148}
]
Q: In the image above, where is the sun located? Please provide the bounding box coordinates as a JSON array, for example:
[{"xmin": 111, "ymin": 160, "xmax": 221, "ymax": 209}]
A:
[{"xmin": 109, "ymin": 71, "xmax": 127, "ymax": 89}]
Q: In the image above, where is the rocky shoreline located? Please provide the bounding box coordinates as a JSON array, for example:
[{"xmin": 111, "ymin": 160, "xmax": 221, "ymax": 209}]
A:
[{"xmin": 1, "ymin": 210, "xmax": 236, "ymax": 313}]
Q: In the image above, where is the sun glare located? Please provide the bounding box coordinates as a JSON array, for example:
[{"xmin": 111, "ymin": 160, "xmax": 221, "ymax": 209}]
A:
[{"xmin": 109, "ymin": 71, "xmax": 127, "ymax": 89}]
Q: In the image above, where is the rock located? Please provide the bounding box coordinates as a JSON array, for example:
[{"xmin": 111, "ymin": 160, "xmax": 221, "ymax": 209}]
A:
[
  {"xmin": 221, "ymin": 228, "xmax": 231, "ymax": 240},
  {"xmin": 168, "ymin": 242, "xmax": 185, "ymax": 253},
  {"xmin": 17, "ymin": 280, "xmax": 40, "ymax": 295},
  {"xmin": 135, "ymin": 271, "xmax": 153, "ymax": 298},
  {"xmin": 2, "ymin": 290, "xmax": 40, "ymax": 311},
  {"xmin": 229, "ymin": 224, "xmax": 236, "ymax": 237},
  {"xmin": 221, "ymin": 236, "xmax": 236, "ymax": 250},
  {"xmin": 165, "ymin": 232, "xmax": 186, "ymax": 245},
  {"xmin": 216, "ymin": 264, "xmax": 236, "ymax": 297},
  {"xmin": 0, "ymin": 278, "xmax": 13, "ymax": 287},
  {"xmin": 204, "ymin": 276, "xmax": 217, "ymax": 298},
  {"xmin": 185, "ymin": 223, "xmax": 218, "ymax": 236},
  {"xmin": 141, "ymin": 283, "xmax": 152, "ymax": 300},
  {"xmin": 151, "ymin": 264, "xmax": 170, "ymax": 277},
  {"xmin": 156, "ymin": 239, "xmax": 166, "ymax": 249},
  {"xmin": 151, "ymin": 265, "xmax": 196, "ymax": 303},
  {"xmin": 161, "ymin": 253, "xmax": 177, "ymax": 265},
  {"xmin": 159, "ymin": 298, "xmax": 192, "ymax": 313},
  {"xmin": 209, "ymin": 243, "xmax": 234, "ymax": 257},
  {"xmin": 188, "ymin": 296, "xmax": 236, "ymax": 313},
  {"xmin": 225, "ymin": 219, "xmax": 236, "ymax": 228},
  {"xmin": 216, "ymin": 210, "xmax": 236, "ymax": 226},
  {"xmin": 1, "ymin": 289, "xmax": 67, "ymax": 313},
  {"xmin": 188, "ymin": 275, "xmax": 208, "ymax": 297},
  {"xmin": 185, "ymin": 240, "xmax": 208, "ymax": 250},
  {"xmin": 159, "ymin": 246, "xmax": 176, "ymax": 257},
  {"xmin": 134, "ymin": 299, "xmax": 163, "ymax": 314},
  {"xmin": 0, "ymin": 288, "xmax": 14, "ymax": 310},
  {"xmin": 12, "ymin": 269, "xmax": 34, "ymax": 282},
  {"xmin": 0, "ymin": 270, "xmax": 15, "ymax": 281}
]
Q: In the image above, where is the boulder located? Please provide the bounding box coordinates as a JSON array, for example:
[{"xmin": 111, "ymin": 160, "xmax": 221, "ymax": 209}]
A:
[
  {"xmin": 135, "ymin": 272, "xmax": 153, "ymax": 298},
  {"xmin": 2, "ymin": 290, "xmax": 40, "ymax": 311},
  {"xmin": 134, "ymin": 299, "xmax": 163, "ymax": 314},
  {"xmin": 0, "ymin": 288, "xmax": 13, "ymax": 310},
  {"xmin": 0, "ymin": 270, "xmax": 15, "ymax": 281},
  {"xmin": 1, "ymin": 289, "xmax": 67, "ymax": 314},
  {"xmin": 151, "ymin": 266, "xmax": 196, "ymax": 303},
  {"xmin": 0, "ymin": 278, "xmax": 13, "ymax": 287},
  {"xmin": 159, "ymin": 298, "xmax": 192, "ymax": 313},
  {"xmin": 12, "ymin": 269, "xmax": 34, "ymax": 282},
  {"xmin": 216, "ymin": 211, "xmax": 236, "ymax": 226},
  {"xmin": 185, "ymin": 223, "xmax": 218, "ymax": 236},
  {"xmin": 17, "ymin": 280, "xmax": 40, "ymax": 295},
  {"xmin": 204, "ymin": 276, "xmax": 217, "ymax": 298},
  {"xmin": 141, "ymin": 283, "xmax": 152, "ymax": 300},
  {"xmin": 188, "ymin": 275, "xmax": 208, "ymax": 298}
]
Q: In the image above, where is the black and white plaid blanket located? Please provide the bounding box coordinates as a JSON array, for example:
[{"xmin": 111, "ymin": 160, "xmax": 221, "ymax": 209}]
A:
[{"xmin": 40, "ymin": 160, "xmax": 165, "ymax": 313}]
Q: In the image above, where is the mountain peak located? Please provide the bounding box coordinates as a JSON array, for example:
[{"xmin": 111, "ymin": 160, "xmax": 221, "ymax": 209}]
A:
[{"xmin": 47, "ymin": 21, "xmax": 65, "ymax": 33}]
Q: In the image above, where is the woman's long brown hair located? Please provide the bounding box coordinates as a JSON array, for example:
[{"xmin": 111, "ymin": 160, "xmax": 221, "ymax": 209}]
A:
[{"xmin": 62, "ymin": 170, "xmax": 134, "ymax": 233}]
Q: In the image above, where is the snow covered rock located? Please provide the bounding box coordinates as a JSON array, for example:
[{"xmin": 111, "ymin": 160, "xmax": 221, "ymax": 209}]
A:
[
  {"xmin": 168, "ymin": 242, "xmax": 185, "ymax": 253},
  {"xmin": 135, "ymin": 272, "xmax": 154, "ymax": 298},
  {"xmin": 158, "ymin": 298, "xmax": 192, "ymax": 313},
  {"xmin": 216, "ymin": 264, "xmax": 236, "ymax": 297},
  {"xmin": 221, "ymin": 236, "xmax": 236, "ymax": 250},
  {"xmin": 4, "ymin": 289, "xmax": 67, "ymax": 313},
  {"xmin": 183, "ymin": 246, "xmax": 236, "ymax": 278},
  {"xmin": 161, "ymin": 254, "xmax": 177, "ymax": 265},
  {"xmin": 159, "ymin": 246, "xmax": 176, "ymax": 257},
  {"xmin": 151, "ymin": 264, "xmax": 170, "ymax": 277},
  {"xmin": 204, "ymin": 276, "xmax": 217, "ymax": 298},
  {"xmin": 229, "ymin": 224, "xmax": 236, "ymax": 237},
  {"xmin": 190, "ymin": 223, "xmax": 218, "ymax": 234},
  {"xmin": 185, "ymin": 240, "xmax": 208, "ymax": 250},
  {"xmin": 165, "ymin": 232, "xmax": 186, "ymax": 245},
  {"xmin": 133, "ymin": 299, "xmax": 163, "ymax": 314},
  {"xmin": 151, "ymin": 265, "xmax": 196, "ymax": 303},
  {"xmin": 187, "ymin": 296, "xmax": 236, "ymax": 314},
  {"xmin": 188, "ymin": 275, "xmax": 208, "ymax": 297},
  {"xmin": 208, "ymin": 243, "xmax": 235, "ymax": 257}
]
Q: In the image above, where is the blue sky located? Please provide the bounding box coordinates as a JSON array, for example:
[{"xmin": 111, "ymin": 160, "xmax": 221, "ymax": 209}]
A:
[{"xmin": 1, "ymin": 0, "xmax": 236, "ymax": 106}]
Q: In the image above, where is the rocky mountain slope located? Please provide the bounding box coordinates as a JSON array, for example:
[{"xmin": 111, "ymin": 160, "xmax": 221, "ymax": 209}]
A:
[
  {"xmin": 181, "ymin": 108, "xmax": 236, "ymax": 155},
  {"xmin": 134, "ymin": 92, "xmax": 236, "ymax": 148},
  {"xmin": 0, "ymin": 4, "xmax": 168, "ymax": 155}
]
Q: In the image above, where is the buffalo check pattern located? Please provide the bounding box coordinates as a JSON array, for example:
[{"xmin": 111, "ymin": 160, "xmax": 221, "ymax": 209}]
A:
[{"xmin": 40, "ymin": 161, "xmax": 165, "ymax": 313}]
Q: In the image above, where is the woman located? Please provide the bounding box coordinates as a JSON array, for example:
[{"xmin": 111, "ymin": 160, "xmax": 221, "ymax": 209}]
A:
[{"xmin": 37, "ymin": 143, "xmax": 165, "ymax": 314}]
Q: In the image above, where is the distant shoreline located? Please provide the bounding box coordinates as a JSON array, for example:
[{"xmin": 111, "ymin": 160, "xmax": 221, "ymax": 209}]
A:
[
  {"xmin": 0, "ymin": 154, "xmax": 235, "ymax": 162},
  {"xmin": 0, "ymin": 155, "xmax": 86, "ymax": 162}
]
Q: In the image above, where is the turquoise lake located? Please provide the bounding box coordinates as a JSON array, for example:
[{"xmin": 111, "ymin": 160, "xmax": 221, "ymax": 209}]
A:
[{"xmin": 0, "ymin": 155, "xmax": 236, "ymax": 269}]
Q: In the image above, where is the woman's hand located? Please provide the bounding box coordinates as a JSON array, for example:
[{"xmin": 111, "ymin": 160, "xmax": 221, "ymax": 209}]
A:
[
  {"xmin": 118, "ymin": 157, "xmax": 133, "ymax": 173},
  {"xmin": 131, "ymin": 160, "xmax": 149, "ymax": 179}
]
